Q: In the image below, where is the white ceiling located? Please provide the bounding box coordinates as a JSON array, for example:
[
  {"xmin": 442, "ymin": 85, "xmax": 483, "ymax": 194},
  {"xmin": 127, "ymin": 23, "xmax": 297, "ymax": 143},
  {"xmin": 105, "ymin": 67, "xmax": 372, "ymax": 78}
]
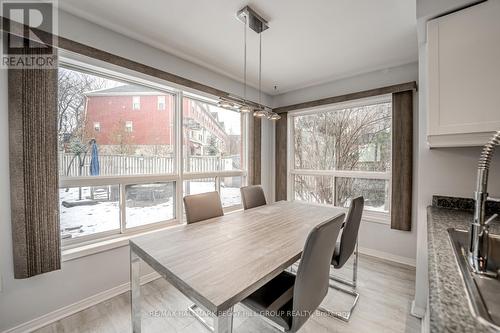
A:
[{"xmin": 59, "ymin": 0, "xmax": 418, "ymax": 95}]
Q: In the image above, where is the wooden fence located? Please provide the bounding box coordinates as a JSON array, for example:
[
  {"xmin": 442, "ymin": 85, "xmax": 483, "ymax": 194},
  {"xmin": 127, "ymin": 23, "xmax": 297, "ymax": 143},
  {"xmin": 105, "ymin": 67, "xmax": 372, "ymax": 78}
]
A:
[{"xmin": 59, "ymin": 153, "xmax": 240, "ymax": 177}]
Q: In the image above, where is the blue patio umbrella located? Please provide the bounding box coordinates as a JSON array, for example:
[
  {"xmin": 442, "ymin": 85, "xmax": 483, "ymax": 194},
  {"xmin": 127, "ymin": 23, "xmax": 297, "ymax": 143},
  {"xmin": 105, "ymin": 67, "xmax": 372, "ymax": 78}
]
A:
[{"xmin": 89, "ymin": 139, "xmax": 100, "ymax": 176}]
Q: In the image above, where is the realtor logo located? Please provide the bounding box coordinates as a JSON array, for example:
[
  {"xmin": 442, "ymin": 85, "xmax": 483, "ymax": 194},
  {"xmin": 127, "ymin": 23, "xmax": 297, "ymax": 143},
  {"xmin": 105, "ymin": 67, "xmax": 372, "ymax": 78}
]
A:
[{"xmin": 1, "ymin": 0, "xmax": 58, "ymax": 69}]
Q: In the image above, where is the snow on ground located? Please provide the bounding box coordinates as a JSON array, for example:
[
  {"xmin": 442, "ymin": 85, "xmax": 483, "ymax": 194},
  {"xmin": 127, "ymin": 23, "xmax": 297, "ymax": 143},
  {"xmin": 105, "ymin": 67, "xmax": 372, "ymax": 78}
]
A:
[
  {"xmin": 60, "ymin": 182, "xmax": 241, "ymax": 239},
  {"xmin": 60, "ymin": 187, "xmax": 120, "ymax": 237}
]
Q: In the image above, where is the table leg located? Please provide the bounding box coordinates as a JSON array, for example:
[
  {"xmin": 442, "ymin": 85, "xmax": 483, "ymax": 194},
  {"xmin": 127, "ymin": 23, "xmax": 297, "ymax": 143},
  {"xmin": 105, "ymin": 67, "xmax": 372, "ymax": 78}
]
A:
[
  {"xmin": 214, "ymin": 307, "xmax": 233, "ymax": 333},
  {"xmin": 130, "ymin": 247, "xmax": 141, "ymax": 333}
]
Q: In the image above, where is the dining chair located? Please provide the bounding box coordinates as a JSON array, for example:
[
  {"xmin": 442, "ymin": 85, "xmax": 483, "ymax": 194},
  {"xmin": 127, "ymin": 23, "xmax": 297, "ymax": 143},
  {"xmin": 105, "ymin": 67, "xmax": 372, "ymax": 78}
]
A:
[
  {"xmin": 319, "ymin": 196, "xmax": 364, "ymax": 322},
  {"xmin": 183, "ymin": 191, "xmax": 224, "ymax": 224},
  {"xmin": 240, "ymin": 213, "xmax": 345, "ymax": 332},
  {"xmin": 183, "ymin": 191, "xmax": 224, "ymax": 330},
  {"xmin": 240, "ymin": 185, "xmax": 267, "ymax": 210}
]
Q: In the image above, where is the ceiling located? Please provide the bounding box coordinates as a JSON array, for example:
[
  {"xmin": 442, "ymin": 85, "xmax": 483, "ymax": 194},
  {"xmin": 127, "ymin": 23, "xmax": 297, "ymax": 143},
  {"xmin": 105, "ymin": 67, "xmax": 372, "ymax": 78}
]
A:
[{"xmin": 59, "ymin": 0, "xmax": 418, "ymax": 95}]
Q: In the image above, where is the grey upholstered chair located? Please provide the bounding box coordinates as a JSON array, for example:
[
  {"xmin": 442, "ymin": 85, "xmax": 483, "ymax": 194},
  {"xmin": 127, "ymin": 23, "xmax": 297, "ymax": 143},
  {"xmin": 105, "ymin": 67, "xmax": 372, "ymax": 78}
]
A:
[
  {"xmin": 240, "ymin": 185, "xmax": 267, "ymax": 210},
  {"xmin": 319, "ymin": 196, "xmax": 364, "ymax": 322},
  {"xmin": 183, "ymin": 191, "xmax": 224, "ymax": 330},
  {"xmin": 183, "ymin": 191, "xmax": 224, "ymax": 224},
  {"xmin": 240, "ymin": 213, "xmax": 345, "ymax": 332}
]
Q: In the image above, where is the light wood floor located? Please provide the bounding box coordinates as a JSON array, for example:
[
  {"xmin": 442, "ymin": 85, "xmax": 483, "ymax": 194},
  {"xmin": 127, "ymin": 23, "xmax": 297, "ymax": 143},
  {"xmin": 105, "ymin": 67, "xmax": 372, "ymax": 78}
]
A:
[{"xmin": 35, "ymin": 254, "xmax": 420, "ymax": 333}]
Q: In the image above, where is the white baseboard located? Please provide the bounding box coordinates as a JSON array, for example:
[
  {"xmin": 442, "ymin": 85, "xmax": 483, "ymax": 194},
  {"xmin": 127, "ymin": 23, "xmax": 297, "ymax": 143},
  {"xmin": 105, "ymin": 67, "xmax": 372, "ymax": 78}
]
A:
[
  {"xmin": 2, "ymin": 272, "xmax": 161, "ymax": 333},
  {"xmin": 410, "ymin": 300, "xmax": 426, "ymax": 318},
  {"xmin": 358, "ymin": 246, "xmax": 416, "ymax": 267}
]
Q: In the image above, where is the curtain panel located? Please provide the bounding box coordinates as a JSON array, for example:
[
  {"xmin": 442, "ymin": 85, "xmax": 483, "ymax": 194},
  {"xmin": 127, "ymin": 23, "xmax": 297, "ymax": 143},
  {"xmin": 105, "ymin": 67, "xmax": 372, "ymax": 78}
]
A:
[
  {"xmin": 275, "ymin": 113, "xmax": 288, "ymax": 201},
  {"xmin": 8, "ymin": 46, "xmax": 60, "ymax": 278},
  {"xmin": 249, "ymin": 116, "xmax": 262, "ymax": 185},
  {"xmin": 391, "ymin": 90, "xmax": 414, "ymax": 231}
]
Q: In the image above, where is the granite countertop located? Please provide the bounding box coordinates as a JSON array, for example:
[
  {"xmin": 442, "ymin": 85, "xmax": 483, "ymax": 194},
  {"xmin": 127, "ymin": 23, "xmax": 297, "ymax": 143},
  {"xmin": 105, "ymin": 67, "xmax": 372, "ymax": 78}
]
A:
[{"xmin": 427, "ymin": 206, "xmax": 500, "ymax": 333}]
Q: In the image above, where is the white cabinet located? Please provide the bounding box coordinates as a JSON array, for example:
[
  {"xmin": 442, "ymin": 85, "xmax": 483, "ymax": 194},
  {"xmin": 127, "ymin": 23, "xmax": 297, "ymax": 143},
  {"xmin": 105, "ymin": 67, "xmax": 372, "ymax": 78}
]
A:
[{"xmin": 427, "ymin": 0, "xmax": 500, "ymax": 147}]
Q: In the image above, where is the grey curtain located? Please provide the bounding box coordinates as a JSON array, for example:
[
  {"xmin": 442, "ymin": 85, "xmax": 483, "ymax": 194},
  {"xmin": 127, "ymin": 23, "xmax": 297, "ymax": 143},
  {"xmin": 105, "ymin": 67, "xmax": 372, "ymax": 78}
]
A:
[
  {"xmin": 8, "ymin": 47, "xmax": 60, "ymax": 278},
  {"xmin": 275, "ymin": 112, "xmax": 287, "ymax": 201},
  {"xmin": 391, "ymin": 90, "xmax": 413, "ymax": 231},
  {"xmin": 249, "ymin": 116, "xmax": 262, "ymax": 185}
]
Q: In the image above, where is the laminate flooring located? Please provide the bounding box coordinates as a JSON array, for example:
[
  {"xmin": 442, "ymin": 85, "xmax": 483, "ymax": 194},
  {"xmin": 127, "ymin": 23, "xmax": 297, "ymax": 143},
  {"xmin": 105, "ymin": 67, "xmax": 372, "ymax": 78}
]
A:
[{"xmin": 35, "ymin": 254, "xmax": 421, "ymax": 333}]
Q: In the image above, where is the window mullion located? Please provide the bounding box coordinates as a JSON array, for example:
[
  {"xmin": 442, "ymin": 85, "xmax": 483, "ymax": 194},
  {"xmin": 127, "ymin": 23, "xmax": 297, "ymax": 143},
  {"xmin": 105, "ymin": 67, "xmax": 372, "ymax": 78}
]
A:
[
  {"xmin": 176, "ymin": 91, "xmax": 184, "ymax": 223},
  {"xmin": 333, "ymin": 176, "xmax": 337, "ymax": 206},
  {"xmin": 216, "ymin": 176, "xmax": 221, "ymax": 193},
  {"xmin": 120, "ymin": 184, "xmax": 126, "ymax": 233}
]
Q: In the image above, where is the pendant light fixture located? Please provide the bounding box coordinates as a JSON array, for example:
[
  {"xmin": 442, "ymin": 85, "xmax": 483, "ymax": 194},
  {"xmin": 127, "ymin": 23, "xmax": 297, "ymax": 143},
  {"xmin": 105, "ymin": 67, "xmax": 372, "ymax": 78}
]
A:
[
  {"xmin": 217, "ymin": 6, "xmax": 280, "ymax": 121},
  {"xmin": 239, "ymin": 14, "xmax": 252, "ymax": 114}
]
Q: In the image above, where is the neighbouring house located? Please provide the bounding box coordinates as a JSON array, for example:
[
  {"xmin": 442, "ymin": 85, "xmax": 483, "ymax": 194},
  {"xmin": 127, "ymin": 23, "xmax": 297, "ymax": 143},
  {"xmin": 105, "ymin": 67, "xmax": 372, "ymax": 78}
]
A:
[{"xmin": 82, "ymin": 84, "xmax": 230, "ymax": 157}]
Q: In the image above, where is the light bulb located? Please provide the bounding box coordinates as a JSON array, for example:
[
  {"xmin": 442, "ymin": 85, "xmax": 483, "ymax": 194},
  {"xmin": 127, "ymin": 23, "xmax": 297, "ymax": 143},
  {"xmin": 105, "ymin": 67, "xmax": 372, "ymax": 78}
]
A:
[
  {"xmin": 218, "ymin": 100, "xmax": 233, "ymax": 109},
  {"xmin": 269, "ymin": 113, "xmax": 281, "ymax": 120},
  {"xmin": 240, "ymin": 105, "xmax": 253, "ymax": 113},
  {"xmin": 253, "ymin": 109, "xmax": 267, "ymax": 117}
]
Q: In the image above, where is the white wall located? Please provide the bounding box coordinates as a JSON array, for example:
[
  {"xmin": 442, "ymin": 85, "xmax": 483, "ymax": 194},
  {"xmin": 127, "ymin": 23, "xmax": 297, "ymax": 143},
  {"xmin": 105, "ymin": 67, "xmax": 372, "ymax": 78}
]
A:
[
  {"xmin": 272, "ymin": 62, "xmax": 418, "ymax": 108},
  {"xmin": 0, "ymin": 10, "xmax": 274, "ymax": 332},
  {"xmin": 260, "ymin": 118, "xmax": 276, "ymax": 203},
  {"xmin": 413, "ymin": 0, "xmax": 500, "ymax": 318},
  {"xmin": 269, "ymin": 62, "xmax": 420, "ymax": 265}
]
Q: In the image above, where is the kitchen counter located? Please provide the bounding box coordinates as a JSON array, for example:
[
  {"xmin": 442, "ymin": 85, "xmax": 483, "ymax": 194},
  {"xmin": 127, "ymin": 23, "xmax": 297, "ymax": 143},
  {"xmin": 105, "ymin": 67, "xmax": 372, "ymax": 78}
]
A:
[{"xmin": 427, "ymin": 206, "xmax": 500, "ymax": 333}]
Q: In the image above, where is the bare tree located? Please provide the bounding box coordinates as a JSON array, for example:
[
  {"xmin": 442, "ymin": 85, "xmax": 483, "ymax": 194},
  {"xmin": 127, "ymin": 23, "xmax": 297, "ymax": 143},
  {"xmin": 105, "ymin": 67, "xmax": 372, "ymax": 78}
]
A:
[
  {"xmin": 58, "ymin": 68, "xmax": 105, "ymax": 146},
  {"xmin": 294, "ymin": 103, "xmax": 391, "ymax": 208},
  {"xmin": 108, "ymin": 119, "xmax": 136, "ymax": 155}
]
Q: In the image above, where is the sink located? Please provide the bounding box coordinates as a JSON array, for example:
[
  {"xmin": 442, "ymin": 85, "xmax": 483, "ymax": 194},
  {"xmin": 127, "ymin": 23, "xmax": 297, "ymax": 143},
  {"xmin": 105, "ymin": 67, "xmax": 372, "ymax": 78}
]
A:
[{"xmin": 448, "ymin": 229, "xmax": 500, "ymax": 330}]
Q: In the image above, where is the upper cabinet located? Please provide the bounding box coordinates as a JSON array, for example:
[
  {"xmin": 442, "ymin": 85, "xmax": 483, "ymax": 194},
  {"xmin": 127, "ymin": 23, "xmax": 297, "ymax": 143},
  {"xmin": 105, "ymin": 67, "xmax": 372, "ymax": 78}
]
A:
[{"xmin": 427, "ymin": 1, "xmax": 500, "ymax": 147}]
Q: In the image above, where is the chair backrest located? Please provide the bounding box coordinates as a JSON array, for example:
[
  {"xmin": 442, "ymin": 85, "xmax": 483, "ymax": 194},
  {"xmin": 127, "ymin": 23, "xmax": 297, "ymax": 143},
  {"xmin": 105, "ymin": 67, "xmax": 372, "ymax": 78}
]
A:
[
  {"xmin": 240, "ymin": 185, "xmax": 267, "ymax": 210},
  {"xmin": 183, "ymin": 191, "xmax": 224, "ymax": 224},
  {"xmin": 291, "ymin": 213, "xmax": 344, "ymax": 332},
  {"xmin": 336, "ymin": 196, "xmax": 364, "ymax": 268}
]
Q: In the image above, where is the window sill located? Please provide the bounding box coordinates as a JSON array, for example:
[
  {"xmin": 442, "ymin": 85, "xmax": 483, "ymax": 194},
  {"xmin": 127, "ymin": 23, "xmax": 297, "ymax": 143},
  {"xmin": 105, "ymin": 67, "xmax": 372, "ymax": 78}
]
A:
[
  {"xmin": 61, "ymin": 222, "xmax": 181, "ymax": 262},
  {"xmin": 292, "ymin": 200, "xmax": 391, "ymax": 225},
  {"xmin": 362, "ymin": 211, "xmax": 391, "ymax": 225}
]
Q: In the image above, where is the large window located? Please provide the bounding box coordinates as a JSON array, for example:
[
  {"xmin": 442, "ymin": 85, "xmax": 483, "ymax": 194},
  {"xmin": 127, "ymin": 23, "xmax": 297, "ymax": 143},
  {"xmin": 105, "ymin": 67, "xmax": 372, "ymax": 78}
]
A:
[
  {"xmin": 58, "ymin": 62, "xmax": 247, "ymax": 244},
  {"xmin": 289, "ymin": 96, "xmax": 391, "ymax": 218},
  {"xmin": 182, "ymin": 96, "xmax": 245, "ymax": 211}
]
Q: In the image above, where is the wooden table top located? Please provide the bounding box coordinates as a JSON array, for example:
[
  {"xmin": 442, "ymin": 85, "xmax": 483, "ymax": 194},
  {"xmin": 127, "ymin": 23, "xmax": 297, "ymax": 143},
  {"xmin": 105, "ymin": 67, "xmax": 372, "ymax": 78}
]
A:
[{"xmin": 129, "ymin": 201, "xmax": 345, "ymax": 314}]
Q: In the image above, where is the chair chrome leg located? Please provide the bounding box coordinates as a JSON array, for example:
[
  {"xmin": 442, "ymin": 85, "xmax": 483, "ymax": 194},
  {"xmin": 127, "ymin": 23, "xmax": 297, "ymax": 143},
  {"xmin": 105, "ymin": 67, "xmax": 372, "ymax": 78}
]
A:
[
  {"xmin": 321, "ymin": 242, "xmax": 360, "ymax": 322},
  {"xmin": 239, "ymin": 303, "xmax": 286, "ymax": 332},
  {"xmin": 352, "ymin": 241, "xmax": 358, "ymax": 288},
  {"xmin": 329, "ymin": 242, "xmax": 358, "ymax": 288},
  {"xmin": 188, "ymin": 304, "xmax": 214, "ymax": 332},
  {"xmin": 319, "ymin": 283, "xmax": 360, "ymax": 322}
]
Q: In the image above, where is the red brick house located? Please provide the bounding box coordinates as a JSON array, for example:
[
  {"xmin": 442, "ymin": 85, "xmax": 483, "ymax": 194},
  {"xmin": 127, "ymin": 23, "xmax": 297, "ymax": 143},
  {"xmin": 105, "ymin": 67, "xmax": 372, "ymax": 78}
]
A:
[{"xmin": 83, "ymin": 85, "xmax": 229, "ymax": 156}]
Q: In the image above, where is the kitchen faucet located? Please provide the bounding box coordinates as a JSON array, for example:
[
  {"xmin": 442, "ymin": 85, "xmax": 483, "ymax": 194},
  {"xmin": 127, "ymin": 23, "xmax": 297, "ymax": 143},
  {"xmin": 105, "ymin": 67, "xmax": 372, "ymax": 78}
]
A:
[{"xmin": 469, "ymin": 130, "xmax": 500, "ymax": 274}]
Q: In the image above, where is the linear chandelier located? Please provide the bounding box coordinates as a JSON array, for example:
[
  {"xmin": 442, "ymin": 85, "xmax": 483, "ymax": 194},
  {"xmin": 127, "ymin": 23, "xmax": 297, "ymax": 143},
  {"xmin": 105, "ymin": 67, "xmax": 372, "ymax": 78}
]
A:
[{"xmin": 217, "ymin": 6, "xmax": 280, "ymax": 121}]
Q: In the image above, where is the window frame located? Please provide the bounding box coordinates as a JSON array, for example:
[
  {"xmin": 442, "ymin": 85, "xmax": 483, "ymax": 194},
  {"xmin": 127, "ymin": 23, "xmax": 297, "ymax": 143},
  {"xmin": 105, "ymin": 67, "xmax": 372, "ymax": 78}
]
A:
[
  {"xmin": 59, "ymin": 57, "xmax": 249, "ymax": 248},
  {"xmin": 287, "ymin": 94, "xmax": 392, "ymax": 224},
  {"xmin": 125, "ymin": 120, "xmax": 133, "ymax": 132},
  {"xmin": 181, "ymin": 94, "xmax": 248, "ymax": 213},
  {"xmin": 157, "ymin": 95, "xmax": 166, "ymax": 110},
  {"xmin": 132, "ymin": 96, "xmax": 141, "ymax": 110}
]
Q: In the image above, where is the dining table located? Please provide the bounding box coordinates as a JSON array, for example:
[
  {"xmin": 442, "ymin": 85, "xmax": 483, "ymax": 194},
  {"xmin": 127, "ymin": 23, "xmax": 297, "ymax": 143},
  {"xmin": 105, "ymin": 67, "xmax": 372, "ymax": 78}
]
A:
[{"xmin": 129, "ymin": 200, "xmax": 345, "ymax": 333}]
